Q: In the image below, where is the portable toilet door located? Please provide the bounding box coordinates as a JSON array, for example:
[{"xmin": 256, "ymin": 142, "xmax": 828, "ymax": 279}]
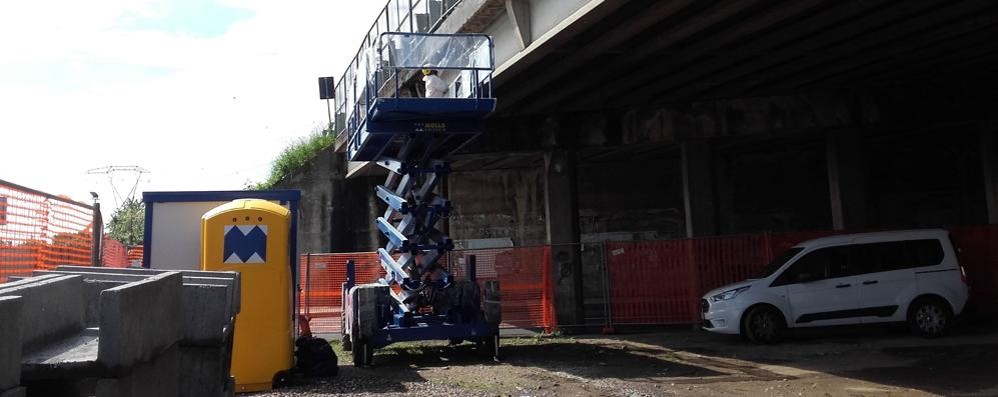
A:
[{"xmin": 201, "ymin": 199, "xmax": 294, "ymax": 392}]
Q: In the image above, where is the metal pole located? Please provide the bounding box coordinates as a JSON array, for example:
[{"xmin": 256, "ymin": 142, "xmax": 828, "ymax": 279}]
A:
[
  {"xmin": 305, "ymin": 253, "xmax": 312, "ymax": 317},
  {"xmin": 601, "ymin": 241, "xmax": 614, "ymax": 334},
  {"xmin": 467, "ymin": 254, "xmax": 477, "ymax": 283},
  {"xmin": 325, "ymin": 100, "xmax": 333, "ymax": 133},
  {"xmin": 91, "ymin": 201, "xmax": 102, "ymax": 267},
  {"xmin": 346, "ymin": 259, "xmax": 356, "ymax": 290}
]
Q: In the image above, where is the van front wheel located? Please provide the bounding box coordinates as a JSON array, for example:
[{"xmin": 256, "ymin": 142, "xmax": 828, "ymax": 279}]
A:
[{"xmin": 742, "ymin": 306, "xmax": 785, "ymax": 344}]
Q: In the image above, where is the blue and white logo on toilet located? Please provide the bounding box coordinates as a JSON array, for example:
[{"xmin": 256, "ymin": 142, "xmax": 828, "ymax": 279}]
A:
[{"xmin": 223, "ymin": 225, "xmax": 268, "ymax": 263}]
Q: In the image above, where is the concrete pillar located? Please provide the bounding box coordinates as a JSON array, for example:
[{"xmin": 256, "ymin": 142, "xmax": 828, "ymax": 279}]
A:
[
  {"xmin": 981, "ymin": 126, "xmax": 998, "ymax": 224},
  {"xmin": 826, "ymin": 130, "xmax": 868, "ymax": 230},
  {"xmin": 328, "ymin": 153, "xmax": 349, "ymax": 252},
  {"xmin": 681, "ymin": 139, "xmax": 717, "ymax": 238},
  {"xmin": 544, "ymin": 149, "xmax": 584, "ymax": 328}
]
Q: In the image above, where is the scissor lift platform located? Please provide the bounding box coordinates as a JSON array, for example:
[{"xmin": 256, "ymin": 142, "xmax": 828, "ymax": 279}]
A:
[
  {"xmin": 348, "ymin": 97, "xmax": 496, "ymax": 161},
  {"xmin": 335, "ymin": 32, "xmax": 501, "ymax": 366}
]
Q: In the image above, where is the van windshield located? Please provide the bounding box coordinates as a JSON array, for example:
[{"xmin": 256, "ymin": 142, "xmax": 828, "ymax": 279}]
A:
[{"xmin": 757, "ymin": 247, "xmax": 804, "ymax": 278}]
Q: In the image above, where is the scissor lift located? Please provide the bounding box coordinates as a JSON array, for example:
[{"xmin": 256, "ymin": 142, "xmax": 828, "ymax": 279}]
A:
[{"xmin": 338, "ymin": 33, "xmax": 500, "ymax": 366}]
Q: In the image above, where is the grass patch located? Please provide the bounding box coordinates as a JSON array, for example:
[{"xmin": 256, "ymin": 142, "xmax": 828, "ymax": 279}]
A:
[{"xmin": 249, "ymin": 125, "xmax": 334, "ymax": 190}]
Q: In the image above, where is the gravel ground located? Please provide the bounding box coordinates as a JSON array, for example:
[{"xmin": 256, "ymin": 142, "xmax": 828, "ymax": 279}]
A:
[{"xmin": 251, "ymin": 324, "xmax": 998, "ymax": 397}]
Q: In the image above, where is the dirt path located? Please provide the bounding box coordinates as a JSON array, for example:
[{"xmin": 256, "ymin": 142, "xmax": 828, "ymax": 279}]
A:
[{"xmin": 256, "ymin": 326, "xmax": 998, "ymax": 396}]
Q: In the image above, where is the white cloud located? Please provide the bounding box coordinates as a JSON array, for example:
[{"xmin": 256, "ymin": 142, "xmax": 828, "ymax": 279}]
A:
[{"xmin": 0, "ymin": 0, "xmax": 387, "ymax": 210}]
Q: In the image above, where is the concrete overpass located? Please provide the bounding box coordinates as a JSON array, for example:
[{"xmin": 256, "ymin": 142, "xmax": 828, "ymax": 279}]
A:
[{"xmin": 283, "ymin": 0, "xmax": 998, "ymax": 325}]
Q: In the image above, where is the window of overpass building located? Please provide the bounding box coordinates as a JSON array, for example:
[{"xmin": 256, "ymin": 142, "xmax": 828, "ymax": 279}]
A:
[{"xmin": 0, "ymin": 196, "xmax": 6, "ymax": 225}]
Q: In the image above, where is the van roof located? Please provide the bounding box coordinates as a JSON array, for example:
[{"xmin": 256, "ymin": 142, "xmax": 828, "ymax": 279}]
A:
[{"xmin": 795, "ymin": 229, "xmax": 949, "ymax": 248}]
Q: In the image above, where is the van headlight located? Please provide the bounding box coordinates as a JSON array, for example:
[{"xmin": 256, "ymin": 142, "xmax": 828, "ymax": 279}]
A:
[{"xmin": 710, "ymin": 286, "xmax": 750, "ymax": 303}]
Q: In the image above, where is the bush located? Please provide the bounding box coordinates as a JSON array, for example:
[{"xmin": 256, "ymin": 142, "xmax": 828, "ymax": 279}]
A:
[{"xmin": 250, "ymin": 126, "xmax": 334, "ymax": 190}]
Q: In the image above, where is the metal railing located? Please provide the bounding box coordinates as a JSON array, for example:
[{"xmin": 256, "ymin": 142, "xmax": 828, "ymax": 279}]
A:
[{"xmin": 332, "ymin": 0, "xmax": 468, "ymax": 138}]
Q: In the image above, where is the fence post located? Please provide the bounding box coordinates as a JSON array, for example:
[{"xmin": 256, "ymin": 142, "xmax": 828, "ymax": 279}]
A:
[
  {"xmin": 92, "ymin": 201, "xmax": 102, "ymax": 267},
  {"xmin": 467, "ymin": 254, "xmax": 477, "ymax": 283},
  {"xmin": 542, "ymin": 246, "xmax": 557, "ymax": 334},
  {"xmin": 305, "ymin": 253, "xmax": 312, "ymax": 318},
  {"xmin": 600, "ymin": 240, "xmax": 615, "ymax": 334},
  {"xmin": 687, "ymin": 238, "xmax": 700, "ymax": 328}
]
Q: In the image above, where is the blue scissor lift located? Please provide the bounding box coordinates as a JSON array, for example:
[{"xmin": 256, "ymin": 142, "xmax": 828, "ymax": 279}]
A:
[{"xmin": 338, "ymin": 33, "xmax": 500, "ymax": 366}]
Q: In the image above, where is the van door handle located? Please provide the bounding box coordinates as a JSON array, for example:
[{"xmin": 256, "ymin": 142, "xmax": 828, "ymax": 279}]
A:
[
  {"xmin": 863, "ymin": 280, "xmax": 879, "ymax": 285},
  {"xmin": 836, "ymin": 283, "xmax": 851, "ymax": 288}
]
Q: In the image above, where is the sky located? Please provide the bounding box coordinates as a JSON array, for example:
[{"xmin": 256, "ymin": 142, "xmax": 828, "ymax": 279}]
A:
[{"xmin": 0, "ymin": 0, "xmax": 387, "ymax": 211}]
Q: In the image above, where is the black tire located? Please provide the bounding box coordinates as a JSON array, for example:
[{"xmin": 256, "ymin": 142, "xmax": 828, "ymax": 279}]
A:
[
  {"xmin": 272, "ymin": 370, "xmax": 291, "ymax": 388},
  {"xmin": 478, "ymin": 331, "xmax": 500, "ymax": 361},
  {"xmin": 342, "ymin": 334, "xmax": 353, "ymax": 352},
  {"xmin": 742, "ymin": 306, "xmax": 786, "ymax": 344},
  {"xmin": 908, "ymin": 297, "xmax": 953, "ymax": 338},
  {"xmin": 351, "ymin": 337, "xmax": 373, "ymax": 367}
]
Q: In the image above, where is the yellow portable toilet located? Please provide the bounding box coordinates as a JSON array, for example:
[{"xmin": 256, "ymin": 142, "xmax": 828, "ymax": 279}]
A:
[{"xmin": 201, "ymin": 199, "xmax": 294, "ymax": 393}]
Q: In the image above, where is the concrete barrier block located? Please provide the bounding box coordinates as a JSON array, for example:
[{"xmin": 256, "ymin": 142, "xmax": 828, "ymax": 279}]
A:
[
  {"xmin": 49, "ymin": 268, "xmax": 241, "ymax": 318},
  {"xmin": 0, "ymin": 275, "xmax": 84, "ymax": 351},
  {"xmin": 0, "ymin": 296, "xmax": 23, "ymax": 390},
  {"xmin": 180, "ymin": 284, "xmax": 231, "ymax": 345},
  {"xmin": 97, "ymin": 272, "xmax": 182, "ymax": 373},
  {"xmin": 179, "ymin": 346, "xmax": 232, "ymax": 397},
  {"xmin": 0, "ymin": 274, "xmax": 61, "ymax": 289},
  {"xmin": 36, "ymin": 269, "xmax": 239, "ymax": 344},
  {"xmin": 95, "ymin": 345, "xmax": 179, "ymax": 397},
  {"xmin": 0, "ymin": 387, "xmax": 25, "ymax": 397},
  {"xmin": 81, "ymin": 280, "xmax": 128, "ymax": 327},
  {"xmin": 19, "ymin": 328, "xmax": 100, "ymax": 381}
]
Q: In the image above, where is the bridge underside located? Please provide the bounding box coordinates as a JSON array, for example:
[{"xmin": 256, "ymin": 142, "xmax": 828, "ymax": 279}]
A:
[
  {"xmin": 492, "ymin": 0, "xmax": 998, "ymax": 115},
  {"xmin": 288, "ymin": 0, "xmax": 998, "ymax": 327}
]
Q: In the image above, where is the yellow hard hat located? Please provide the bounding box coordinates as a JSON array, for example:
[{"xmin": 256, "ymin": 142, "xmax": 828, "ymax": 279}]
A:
[{"xmin": 421, "ymin": 68, "xmax": 432, "ymax": 76}]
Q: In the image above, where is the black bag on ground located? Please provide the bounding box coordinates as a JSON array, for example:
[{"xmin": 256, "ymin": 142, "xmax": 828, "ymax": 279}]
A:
[{"xmin": 295, "ymin": 336, "xmax": 338, "ymax": 377}]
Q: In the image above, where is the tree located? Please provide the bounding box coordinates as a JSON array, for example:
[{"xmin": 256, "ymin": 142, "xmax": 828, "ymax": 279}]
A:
[{"xmin": 108, "ymin": 198, "xmax": 144, "ymax": 246}]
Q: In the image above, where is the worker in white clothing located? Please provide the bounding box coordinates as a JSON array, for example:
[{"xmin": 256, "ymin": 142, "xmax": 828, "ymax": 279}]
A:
[{"xmin": 422, "ymin": 69, "xmax": 448, "ymax": 98}]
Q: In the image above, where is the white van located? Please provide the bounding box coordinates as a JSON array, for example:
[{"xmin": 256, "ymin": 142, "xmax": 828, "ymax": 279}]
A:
[{"xmin": 701, "ymin": 229, "xmax": 970, "ymax": 343}]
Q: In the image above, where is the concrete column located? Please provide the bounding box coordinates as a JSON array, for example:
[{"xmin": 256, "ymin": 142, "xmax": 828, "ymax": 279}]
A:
[
  {"xmin": 328, "ymin": 153, "xmax": 349, "ymax": 252},
  {"xmin": 544, "ymin": 149, "xmax": 584, "ymax": 328},
  {"xmin": 981, "ymin": 126, "xmax": 998, "ymax": 224},
  {"xmin": 826, "ymin": 130, "xmax": 868, "ymax": 230},
  {"xmin": 681, "ymin": 139, "xmax": 717, "ymax": 238}
]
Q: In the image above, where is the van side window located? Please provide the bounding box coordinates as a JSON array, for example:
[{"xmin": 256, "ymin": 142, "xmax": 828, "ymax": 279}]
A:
[
  {"xmin": 773, "ymin": 246, "xmax": 851, "ymax": 286},
  {"xmin": 852, "ymin": 241, "xmax": 908, "ymax": 273},
  {"xmin": 906, "ymin": 239, "xmax": 944, "ymax": 267},
  {"xmin": 851, "ymin": 239, "xmax": 943, "ymax": 274}
]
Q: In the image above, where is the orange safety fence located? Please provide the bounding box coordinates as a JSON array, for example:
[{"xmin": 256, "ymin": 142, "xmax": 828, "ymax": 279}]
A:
[
  {"xmin": 126, "ymin": 245, "xmax": 144, "ymax": 266},
  {"xmin": 607, "ymin": 227, "xmax": 998, "ymax": 326},
  {"xmin": 449, "ymin": 246, "xmax": 557, "ymax": 332},
  {"xmin": 605, "ymin": 230, "xmax": 843, "ymax": 325},
  {"xmin": 298, "ymin": 252, "xmax": 382, "ymax": 334},
  {"xmin": 298, "ymin": 226, "xmax": 998, "ymax": 334},
  {"xmin": 298, "ymin": 247, "xmax": 557, "ymax": 334},
  {"xmin": 0, "ymin": 179, "xmax": 94, "ymax": 283},
  {"xmin": 950, "ymin": 225, "xmax": 998, "ymax": 316},
  {"xmin": 101, "ymin": 236, "xmax": 129, "ymax": 268}
]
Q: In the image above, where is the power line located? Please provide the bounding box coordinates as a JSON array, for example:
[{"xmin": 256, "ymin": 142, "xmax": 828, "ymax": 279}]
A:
[{"xmin": 85, "ymin": 166, "xmax": 150, "ymax": 208}]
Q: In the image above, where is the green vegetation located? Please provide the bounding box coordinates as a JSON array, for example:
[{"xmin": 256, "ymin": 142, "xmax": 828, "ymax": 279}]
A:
[
  {"xmin": 108, "ymin": 198, "xmax": 145, "ymax": 246},
  {"xmin": 249, "ymin": 126, "xmax": 334, "ymax": 190}
]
